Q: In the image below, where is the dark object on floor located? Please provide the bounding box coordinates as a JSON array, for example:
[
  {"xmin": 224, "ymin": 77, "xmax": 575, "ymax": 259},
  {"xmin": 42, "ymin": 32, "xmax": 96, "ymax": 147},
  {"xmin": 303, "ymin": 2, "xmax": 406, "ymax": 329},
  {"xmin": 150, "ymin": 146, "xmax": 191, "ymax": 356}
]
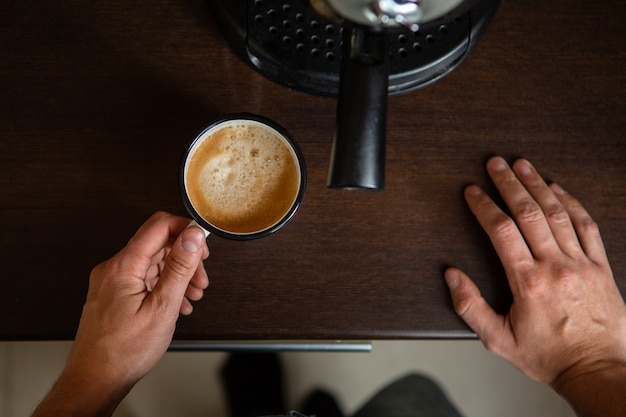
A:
[
  {"xmin": 221, "ymin": 353, "xmax": 286, "ymax": 417},
  {"xmin": 300, "ymin": 388, "xmax": 344, "ymax": 417},
  {"xmin": 352, "ymin": 373, "xmax": 465, "ymax": 417}
]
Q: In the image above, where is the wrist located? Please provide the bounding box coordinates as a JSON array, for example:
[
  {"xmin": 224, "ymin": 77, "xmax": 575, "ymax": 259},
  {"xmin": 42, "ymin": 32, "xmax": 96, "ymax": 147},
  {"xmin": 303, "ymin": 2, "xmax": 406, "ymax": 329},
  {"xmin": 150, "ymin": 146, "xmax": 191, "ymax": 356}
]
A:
[
  {"xmin": 550, "ymin": 360, "xmax": 626, "ymax": 417},
  {"xmin": 32, "ymin": 362, "xmax": 134, "ymax": 417}
]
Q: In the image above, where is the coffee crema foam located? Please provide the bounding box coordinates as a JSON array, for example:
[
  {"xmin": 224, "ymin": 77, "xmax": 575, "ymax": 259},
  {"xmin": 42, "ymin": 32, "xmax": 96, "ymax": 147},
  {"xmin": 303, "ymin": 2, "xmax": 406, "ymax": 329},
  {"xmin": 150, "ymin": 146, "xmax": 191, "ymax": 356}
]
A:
[{"xmin": 185, "ymin": 123, "xmax": 300, "ymax": 234}]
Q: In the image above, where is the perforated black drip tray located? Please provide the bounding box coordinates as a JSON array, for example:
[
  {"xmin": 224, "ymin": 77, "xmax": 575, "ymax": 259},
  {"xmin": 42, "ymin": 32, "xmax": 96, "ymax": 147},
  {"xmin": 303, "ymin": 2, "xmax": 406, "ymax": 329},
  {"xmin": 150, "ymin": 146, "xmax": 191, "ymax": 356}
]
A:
[{"xmin": 211, "ymin": 0, "xmax": 499, "ymax": 96}]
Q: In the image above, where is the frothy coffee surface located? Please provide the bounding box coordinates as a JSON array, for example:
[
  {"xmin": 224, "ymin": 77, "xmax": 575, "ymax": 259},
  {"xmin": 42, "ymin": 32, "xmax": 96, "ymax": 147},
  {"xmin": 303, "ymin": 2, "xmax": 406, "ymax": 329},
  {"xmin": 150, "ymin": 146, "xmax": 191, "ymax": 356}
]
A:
[{"xmin": 185, "ymin": 122, "xmax": 300, "ymax": 234}]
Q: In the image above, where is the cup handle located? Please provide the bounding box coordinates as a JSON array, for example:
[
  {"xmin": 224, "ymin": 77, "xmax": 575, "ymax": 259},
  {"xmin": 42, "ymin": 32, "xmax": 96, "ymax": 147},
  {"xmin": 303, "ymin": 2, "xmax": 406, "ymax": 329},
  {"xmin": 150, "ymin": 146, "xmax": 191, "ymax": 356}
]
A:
[{"xmin": 188, "ymin": 220, "xmax": 211, "ymax": 238}]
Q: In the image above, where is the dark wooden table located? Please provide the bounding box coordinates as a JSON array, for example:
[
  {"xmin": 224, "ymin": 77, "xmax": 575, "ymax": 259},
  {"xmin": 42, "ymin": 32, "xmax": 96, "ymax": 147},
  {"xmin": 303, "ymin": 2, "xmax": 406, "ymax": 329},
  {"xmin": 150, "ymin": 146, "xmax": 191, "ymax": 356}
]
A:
[{"xmin": 1, "ymin": 0, "xmax": 624, "ymax": 341}]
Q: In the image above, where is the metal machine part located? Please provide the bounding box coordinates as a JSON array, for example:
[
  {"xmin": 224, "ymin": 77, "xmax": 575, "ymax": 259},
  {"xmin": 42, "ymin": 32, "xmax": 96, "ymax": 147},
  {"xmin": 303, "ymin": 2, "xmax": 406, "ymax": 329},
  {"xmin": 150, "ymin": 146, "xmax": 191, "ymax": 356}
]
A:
[
  {"xmin": 316, "ymin": 0, "xmax": 466, "ymax": 31},
  {"xmin": 211, "ymin": 0, "xmax": 498, "ymax": 97},
  {"xmin": 210, "ymin": 0, "xmax": 499, "ymax": 190}
]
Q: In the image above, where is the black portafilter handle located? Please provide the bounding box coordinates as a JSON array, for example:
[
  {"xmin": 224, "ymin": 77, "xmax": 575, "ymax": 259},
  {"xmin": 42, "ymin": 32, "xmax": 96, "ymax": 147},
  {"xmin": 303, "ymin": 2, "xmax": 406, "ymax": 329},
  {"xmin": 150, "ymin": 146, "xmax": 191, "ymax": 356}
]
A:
[{"xmin": 327, "ymin": 24, "xmax": 390, "ymax": 191}]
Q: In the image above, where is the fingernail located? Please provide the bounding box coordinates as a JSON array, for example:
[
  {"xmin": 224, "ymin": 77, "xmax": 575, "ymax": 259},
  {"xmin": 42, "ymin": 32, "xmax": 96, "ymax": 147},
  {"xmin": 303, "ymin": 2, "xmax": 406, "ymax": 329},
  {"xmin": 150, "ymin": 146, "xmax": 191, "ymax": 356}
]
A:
[
  {"xmin": 444, "ymin": 269, "xmax": 461, "ymax": 290},
  {"xmin": 550, "ymin": 183, "xmax": 566, "ymax": 195},
  {"xmin": 489, "ymin": 157, "xmax": 507, "ymax": 172},
  {"xmin": 182, "ymin": 228, "xmax": 204, "ymax": 253},
  {"xmin": 465, "ymin": 185, "xmax": 482, "ymax": 196},
  {"xmin": 516, "ymin": 159, "xmax": 533, "ymax": 176}
]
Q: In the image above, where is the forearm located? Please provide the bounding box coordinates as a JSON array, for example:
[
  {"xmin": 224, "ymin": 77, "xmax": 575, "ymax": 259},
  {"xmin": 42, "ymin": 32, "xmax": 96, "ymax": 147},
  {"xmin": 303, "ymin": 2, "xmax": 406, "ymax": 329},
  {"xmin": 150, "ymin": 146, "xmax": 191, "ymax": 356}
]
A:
[
  {"xmin": 551, "ymin": 362, "xmax": 626, "ymax": 417},
  {"xmin": 31, "ymin": 367, "xmax": 133, "ymax": 417}
]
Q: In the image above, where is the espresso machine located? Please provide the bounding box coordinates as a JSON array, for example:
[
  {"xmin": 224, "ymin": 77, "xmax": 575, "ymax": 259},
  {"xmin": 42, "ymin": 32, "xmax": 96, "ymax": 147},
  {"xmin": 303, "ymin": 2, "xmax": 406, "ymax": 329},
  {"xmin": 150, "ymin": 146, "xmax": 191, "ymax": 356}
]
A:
[{"xmin": 210, "ymin": 0, "xmax": 499, "ymax": 190}]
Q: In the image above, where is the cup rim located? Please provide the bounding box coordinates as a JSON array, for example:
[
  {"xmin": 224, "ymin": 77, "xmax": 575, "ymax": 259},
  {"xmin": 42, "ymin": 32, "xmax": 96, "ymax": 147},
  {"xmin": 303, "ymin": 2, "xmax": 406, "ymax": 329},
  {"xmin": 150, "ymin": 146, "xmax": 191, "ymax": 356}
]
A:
[{"xmin": 179, "ymin": 113, "xmax": 307, "ymax": 240}]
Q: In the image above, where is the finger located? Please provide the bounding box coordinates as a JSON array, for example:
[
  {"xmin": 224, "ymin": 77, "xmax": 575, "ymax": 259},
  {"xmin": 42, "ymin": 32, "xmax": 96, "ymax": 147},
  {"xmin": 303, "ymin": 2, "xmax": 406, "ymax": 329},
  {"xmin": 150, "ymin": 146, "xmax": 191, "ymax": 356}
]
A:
[
  {"xmin": 104, "ymin": 213, "xmax": 191, "ymax": 287},
  {"xmin": 146, "ymin": 248, "xmax": 208, "ymax": 294},
  {"xmin": 487, "ymin": 157, "xmax": 561, "ymax": 259},
  {"xmin": 189, "ymin": 260, "xmax": 210, "ymax": 290},
  {"xmin": 185, "ymin": 284, "xmax": 205, "ymax": 302},
  {"xmin": 180, "ymin": 297, "xmax": 194, "ymax": 316},
  {"xmin": 146, "ymin": 269, "xmax": 207, "ymax": 296},
  {"xmin": 145, "ymin": 276, "xmax": 159, "ymax": 292},
  {"xmin": 464, "ymin": 185, "xmax": 533, "ymax": 290},
  {"xmin": 444, "ymin": 268, "xmax": 513, "ymax": 354},
  {"xmin": 145, "ymin": 259, "xmax": 165, "ymax": 283},
  {"xmin": 126, "ymin": 212, "xmax": 191, "ymax": 261},
  {"xmin": 550, "ymin": 183, "xmax": 609, "ymax": 265},
  {"xmin": 512, "ymin": 160, "xmax": 582, "ymax": 256},
  {"xmin": 185, "ymin": 261, "xmax": 209, "ymax": 301},
  {"xmin": 150, "ymin": 226, "xmax": 206, "ymax": 316}
]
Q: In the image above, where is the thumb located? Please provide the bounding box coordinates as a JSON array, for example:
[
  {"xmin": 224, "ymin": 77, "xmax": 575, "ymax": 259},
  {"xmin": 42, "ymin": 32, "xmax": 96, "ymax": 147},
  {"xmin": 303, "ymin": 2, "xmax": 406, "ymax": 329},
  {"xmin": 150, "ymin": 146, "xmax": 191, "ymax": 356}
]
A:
[
  {"xmin": 444, "ymin": 267, "xmax": 509, "ymax": 350},
  {"xmin": 152, "ymin": 226, "xmax": 206, "ymax": 312}
]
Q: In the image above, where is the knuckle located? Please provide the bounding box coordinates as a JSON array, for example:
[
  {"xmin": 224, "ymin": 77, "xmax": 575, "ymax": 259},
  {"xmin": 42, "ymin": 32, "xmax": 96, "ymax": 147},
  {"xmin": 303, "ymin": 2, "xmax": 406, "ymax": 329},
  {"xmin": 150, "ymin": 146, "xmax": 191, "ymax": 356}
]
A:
[
  {"xmin": 545, "ymin": 203, "xmax": 570, "ymax": 225},
  {"xmin": 151, "ymin": 210, "xmax": 170, "ymax": 221},
  {"xmin": 517, "ymin": 267, "xmax": 547, "ymax": 297},
  {"xmin": 97, "ymin": 256, "xmax": 125, "ymax": 281},
  {"xmin": 452, "ymin": 280, "xmax": 481, "ymax": 317},
  {"xmin": 517, "ymin": 263, "xmax": 584, "ymax": 299},
  {"xmin": 550, "ymin": 263, "xmax": 587, "ymax": 294},
  {"xmin": 489, "ymin": 214, "xmax": 519, "ymax": 240},
  {"xmin": 580, "ymin": 216, "xmax": 600, "ymax": 236},
  {"xmin": 501, "ymin": 173, "xmax": 520, "ymax": 188},
  {"xmin": 142, "ymin": 211, "xmax": 173, "ymax": 230},
  {"xmin": 515, "ymin": 200, "xmax": 544, "ymax": 224},
  {"xmin": 89, "ymin": 261, "xmax": 106, "ymax": 281},
  {"xmin": 164, "ymin": 253, "xmax": 195, "ymax": 280},
  {"xmin": 454, "ymin": 292, "xmax": 474, "ymax": 317},
  {"xmin": 472, "ymin": 193, "xmax": 494, "ymax": 211},
  {"xmin": 564, "ymin": 196, "xmax": 584, "ymax": 212},
  {"xmin": 552, "ymin": 264, "xmax": 576, "ymax": 284}
]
